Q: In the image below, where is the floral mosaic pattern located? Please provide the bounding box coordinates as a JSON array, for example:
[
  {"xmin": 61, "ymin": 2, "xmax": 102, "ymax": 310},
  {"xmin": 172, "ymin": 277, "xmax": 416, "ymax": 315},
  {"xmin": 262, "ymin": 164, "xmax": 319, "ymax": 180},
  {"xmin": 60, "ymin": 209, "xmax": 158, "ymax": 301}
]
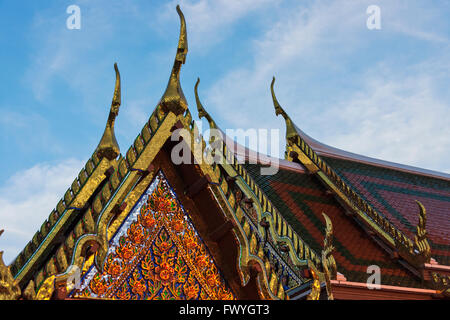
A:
[{"xmin": 71, "ymin": 172, "xmax": 234, "ymax": 300}]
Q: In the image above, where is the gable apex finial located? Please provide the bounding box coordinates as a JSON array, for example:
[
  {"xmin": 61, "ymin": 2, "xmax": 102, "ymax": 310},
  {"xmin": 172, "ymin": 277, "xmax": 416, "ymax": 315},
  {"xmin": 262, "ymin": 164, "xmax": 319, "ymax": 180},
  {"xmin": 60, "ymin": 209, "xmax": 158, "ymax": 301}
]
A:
[
  {"xmin": 95, "ymin": 63, "xmax": 122, "ymax": 161},
  {"xmin": 159, "ymin": 5, "xmax": 189, "ymax": 115}
]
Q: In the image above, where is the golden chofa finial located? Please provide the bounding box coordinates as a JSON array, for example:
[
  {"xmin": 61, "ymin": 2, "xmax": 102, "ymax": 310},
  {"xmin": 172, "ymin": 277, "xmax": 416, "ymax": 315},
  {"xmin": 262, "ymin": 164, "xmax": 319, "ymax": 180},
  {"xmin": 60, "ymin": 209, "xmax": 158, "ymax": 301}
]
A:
[
  {"xmin": 159, "ymin": 5, "xmax": 188, "ymax": 116},
  {"xmin": 270, "ymin": 77, "xmax": 299, "ymax": 141},
  {"xmin": 194, "ymin": 78, "xmax": 217, "ymax": 130},
  {"xmin": 95, "ymin": 63, "xmax": 121, "ymax": 161}
]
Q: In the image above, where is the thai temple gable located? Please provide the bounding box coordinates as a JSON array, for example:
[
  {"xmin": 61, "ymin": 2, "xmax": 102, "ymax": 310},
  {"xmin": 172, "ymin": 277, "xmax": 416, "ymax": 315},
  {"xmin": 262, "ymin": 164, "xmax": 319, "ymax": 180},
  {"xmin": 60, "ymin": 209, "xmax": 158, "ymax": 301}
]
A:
[
  {"xmin": 1, "ymin": 6, "xmax": 296, "ymax": 301},
  {"xmin": 1, "ymin": 6, "xmax": 449, "ymax": 301},
  {"xmin": 69, "ymin": 171, "xmax": 235, "ymax": 300}
]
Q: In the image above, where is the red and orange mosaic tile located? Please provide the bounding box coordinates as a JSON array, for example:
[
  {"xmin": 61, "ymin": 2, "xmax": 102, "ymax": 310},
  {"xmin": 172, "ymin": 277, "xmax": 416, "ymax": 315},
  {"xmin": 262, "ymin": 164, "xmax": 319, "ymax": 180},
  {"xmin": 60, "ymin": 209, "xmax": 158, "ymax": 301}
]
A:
[{"xmin": 71, "ymin": 171, "xmax": 234, "ymax": 300}]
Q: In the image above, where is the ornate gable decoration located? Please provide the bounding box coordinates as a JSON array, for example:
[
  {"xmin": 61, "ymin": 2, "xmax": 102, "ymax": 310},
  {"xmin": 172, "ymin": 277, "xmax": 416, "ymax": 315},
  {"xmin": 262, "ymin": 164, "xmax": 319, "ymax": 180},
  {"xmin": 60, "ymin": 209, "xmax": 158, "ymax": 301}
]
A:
[{"xmin": 71, "ymin": 171, "xmax": 234, "ymax": 300}]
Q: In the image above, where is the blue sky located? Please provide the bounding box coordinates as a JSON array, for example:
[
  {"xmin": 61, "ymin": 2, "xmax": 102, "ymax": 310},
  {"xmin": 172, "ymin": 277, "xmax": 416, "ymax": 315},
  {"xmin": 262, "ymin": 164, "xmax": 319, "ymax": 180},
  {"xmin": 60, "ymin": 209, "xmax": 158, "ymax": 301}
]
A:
[{"xmin": 0, "ymin": 0, "xmax": 449, "ymax": 263}]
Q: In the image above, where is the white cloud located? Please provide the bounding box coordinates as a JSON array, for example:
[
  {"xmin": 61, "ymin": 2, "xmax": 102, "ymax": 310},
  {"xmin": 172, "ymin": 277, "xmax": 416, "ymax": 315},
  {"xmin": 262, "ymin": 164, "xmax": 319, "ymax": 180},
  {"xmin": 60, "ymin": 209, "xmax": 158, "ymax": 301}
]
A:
[
  {"xmin": 320, "ymin": 68, "xmax": 450, "ymax": 173},
  {"xmin": 0, "ymin": 158, "xmax": 85, "ymax": 264},
  {"xmin": 382, "ymin": 0, "xmax": 450, "ymax": 44},
  {"xmin": 24, "ymin": 0, "xmax": 138, "ymax": 108}
]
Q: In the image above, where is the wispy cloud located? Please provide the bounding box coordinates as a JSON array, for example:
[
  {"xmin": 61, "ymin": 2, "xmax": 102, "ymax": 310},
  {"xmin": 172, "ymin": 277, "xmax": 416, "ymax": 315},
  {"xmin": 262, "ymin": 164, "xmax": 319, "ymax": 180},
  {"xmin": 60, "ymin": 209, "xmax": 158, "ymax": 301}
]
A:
[
  {"xmin": 0, "ymin": 158, "xmax": 84, "ymax": 264},
  {"xmin": 205, "ymin": 1, "xmax": 366, "ymax": 124},
  {"xmin": 391, "ymin": 22, "xmax": 449, "ymax": 44},
  {"xmin": 382, "ymin": 0, "xmax": 450, "ymax": 44},
  {"xmin": 25, "ymin": 2, "xmax": 117, "ymax": 105},
  {"xmin": 320, "ymin": 65, "xmax": 450, "ymax": 172},
  {"xmin": 0, "ymin": 109, "xmax": 64, "ymax": 155}
]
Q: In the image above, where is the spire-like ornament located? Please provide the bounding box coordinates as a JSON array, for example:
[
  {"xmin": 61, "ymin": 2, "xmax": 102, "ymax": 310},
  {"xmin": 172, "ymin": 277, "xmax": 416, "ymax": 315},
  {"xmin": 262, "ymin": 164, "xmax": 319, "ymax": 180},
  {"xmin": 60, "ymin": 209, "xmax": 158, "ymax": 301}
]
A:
[
  {"xmin": 159, "ymin": 5, "xmax": 188, "ymax": 116},
  {"xmin": 194, "ymin": 78, "xmax": 217, "ymax": 131},
  {"xmin": 195, "ymin": 78, "xmax": 224, "ymax": 161},
  {"xmin": 95, "ymin": 63, "xmax": 121, "ymax": 161},
  {"xmin": 270, "ymin": 77, "xmax": 299, "ymax": 141}
]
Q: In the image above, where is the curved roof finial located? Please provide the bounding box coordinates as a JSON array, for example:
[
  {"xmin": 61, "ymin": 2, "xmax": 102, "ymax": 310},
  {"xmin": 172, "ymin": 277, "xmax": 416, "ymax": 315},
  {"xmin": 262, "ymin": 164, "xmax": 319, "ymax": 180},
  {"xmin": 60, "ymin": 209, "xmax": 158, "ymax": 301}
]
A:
[
  {"xmin": 194, "ymin": 78, "xmax": 217, "ymax": 130},
  {"xmin": 95, "ymin": 63, "xmax": 121, "ymax": 160},
  {"xmin": 159, "ymin": 5, "xmax": 188, "ymax": 115},
  {"xmin": 195, "ymin": 78, "xmax": 220, "ymax": 146},
  {"xmin": 111, "ymin": 62, "xmax": 121, "ymax": 112},
  {"xmin": 175, "ymin": 5, "xmax": 188, "ymax": 65},
  {"xmin": 270, "ymin": 77, "xmax": 298, "ymax": 141}
]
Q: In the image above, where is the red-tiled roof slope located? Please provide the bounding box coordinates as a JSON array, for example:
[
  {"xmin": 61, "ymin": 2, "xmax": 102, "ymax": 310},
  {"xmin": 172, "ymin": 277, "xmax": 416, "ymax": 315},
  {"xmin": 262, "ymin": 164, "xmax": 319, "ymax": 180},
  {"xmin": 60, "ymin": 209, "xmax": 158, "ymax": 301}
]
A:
[
  {"xmin": 322, "ymin": 156, "xmax": 450, "ymax": 266},
  {"xmin": 243, "ymin": 164, "xmax": 423, "ymax": 288}
]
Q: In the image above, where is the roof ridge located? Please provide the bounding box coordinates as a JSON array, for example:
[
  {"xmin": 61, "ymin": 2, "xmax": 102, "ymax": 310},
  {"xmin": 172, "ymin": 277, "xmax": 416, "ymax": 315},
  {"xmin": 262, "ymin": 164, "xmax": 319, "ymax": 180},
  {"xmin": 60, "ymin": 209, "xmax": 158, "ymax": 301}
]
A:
[
  {"xmin": 10, "ymin": 63, "xmax": 128, "ymax": 285},
  {"xmin": 10, "ymin": 152, "xmax": 108, "ymax": 284},
  {"xmin": 293, "ymin": 124, "xmax": 450, "ymax": 181}
]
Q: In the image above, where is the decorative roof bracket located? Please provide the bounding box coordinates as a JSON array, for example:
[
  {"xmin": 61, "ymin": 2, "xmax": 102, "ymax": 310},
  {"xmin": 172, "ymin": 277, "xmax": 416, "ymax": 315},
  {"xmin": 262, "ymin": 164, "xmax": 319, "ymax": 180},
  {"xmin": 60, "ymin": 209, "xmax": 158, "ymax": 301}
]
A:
[
  {"xmin": 396, "ymin": 201, "xmax": 431, "ymax": 267},
  {"xmin": 321, "ymin": 213, "xmax": 336, "ymax": 300}
]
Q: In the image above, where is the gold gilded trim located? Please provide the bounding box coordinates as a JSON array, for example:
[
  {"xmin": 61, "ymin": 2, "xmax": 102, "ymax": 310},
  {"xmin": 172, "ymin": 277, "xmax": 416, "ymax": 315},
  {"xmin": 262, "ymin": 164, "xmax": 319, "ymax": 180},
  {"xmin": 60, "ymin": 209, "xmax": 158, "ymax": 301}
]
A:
[
  {"xmin": 14, "ymin": 158, "xmax": 113, "ymax": 285},
  {"xmin": 413, "ymin": 201, "xmax": 431, "ymax": 261},
  {"xmin": 396, "ymin": 201, "xmax": 431, "ymax": 266},
  {"xmin": 0, "ymin": 233, "xmax": 21, "ymax": 300},
  {"xmin": 306, "ymin": 261, "xmax": 321, "ymax": 300},
  {"xmin": 321, "ymin": 213, "xmax": 335, "ymax": 300},
  {"xmin": 35, "ymin": 275, "xmax": 55, "ymax": 300}
]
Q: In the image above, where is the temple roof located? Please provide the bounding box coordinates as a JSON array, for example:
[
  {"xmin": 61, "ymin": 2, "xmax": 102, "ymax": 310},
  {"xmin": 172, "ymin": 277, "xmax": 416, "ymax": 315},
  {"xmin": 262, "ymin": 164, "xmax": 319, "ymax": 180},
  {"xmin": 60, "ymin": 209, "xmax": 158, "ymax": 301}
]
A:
[
  {"xmin": 243, "ymin": 163, "xmax": 424, "ymax": 288},
  {"xmin": 217, "ymin": 76, "xmax": 450, "ymax": 292},
  {"xmin": 269, "ymin": 108, "xmax": 450, "ymax": 267},
  {"xmin": 323, "ymin": 156, "xmax": 450, "ymax": 266},
  {"xmin": 292, "ymin": 123, "xmax": 450, "ymax": 180},
  {"xmin": 3, "ymin": 5, "xmax": 448, "ymax": 300}
]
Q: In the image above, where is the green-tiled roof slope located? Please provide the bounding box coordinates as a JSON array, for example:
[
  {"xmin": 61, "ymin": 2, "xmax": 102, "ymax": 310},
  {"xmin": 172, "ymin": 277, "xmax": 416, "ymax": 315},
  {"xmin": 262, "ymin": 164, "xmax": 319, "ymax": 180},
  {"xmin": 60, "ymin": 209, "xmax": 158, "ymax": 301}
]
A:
[
  {"xmin": 243, "ymin": 164, "xmax": 423, "ymax": 288},
  {"xmin": 322, "ymin": 156, "xmax": 450, "ymax": 266}
]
